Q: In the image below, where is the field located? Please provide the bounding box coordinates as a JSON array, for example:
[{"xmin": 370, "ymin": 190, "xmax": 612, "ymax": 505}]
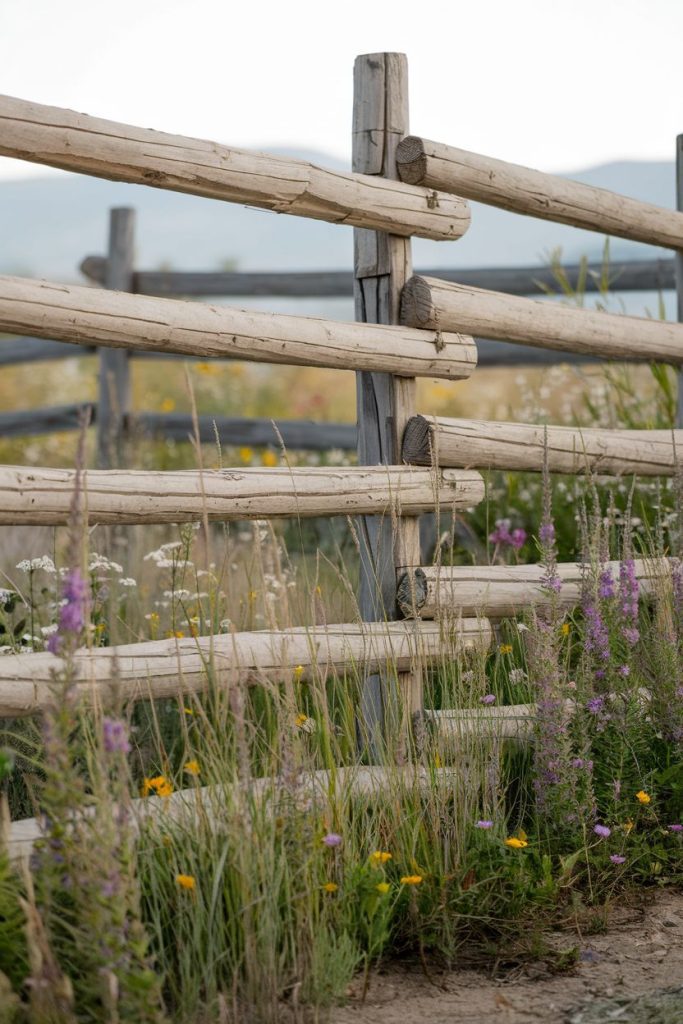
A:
[{"xmin": 0, "ymin": 330, "xmax": 681, "ymax": 1023}]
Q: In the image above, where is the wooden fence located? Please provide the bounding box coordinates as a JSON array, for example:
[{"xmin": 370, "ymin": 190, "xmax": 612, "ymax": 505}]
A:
[{"xmin": 0, "ymin": 51, "xmax": 682, "ymax": 769}]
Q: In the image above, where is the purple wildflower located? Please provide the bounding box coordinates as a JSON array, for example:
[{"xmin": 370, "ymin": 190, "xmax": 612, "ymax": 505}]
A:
[
  {"xmin": 668, "ymin": 824, "xmax": 683, "ymax": 833},
  {"xmin": 610, "ymin": 854, "xmax": 626, "ymax": 864},
  {"xmin": 594, "ymin": 824, "xmax": 611, "ymax": 838},
  {"xmin": 475, "ymin": 820, "xmax": 493, "ymax": 829},
  {"xmin": 539, "ymin": 522, "xmax": 555, "ymax": 544},
  {"xmin": 598, "ymin": 568, "xmax": 616, "ymax": 600},
  {"xmin": 619, "ymin": 559, "xmax": 640, "ymax": 646},
  {"xmin": 489, "ymin": 518, "xmax": 512, "ymax": 546},
  {"xmin": 586, "ymin": 696, "xmax": 606, "ymax": 714},
  {"xmin": 322, "ymin": 833, "xmax": 342, "ymax": 848},
  {"xmin": 102, "ymin": 717, "xmax": 131, "ymax": 755},
  {"xmin": 511, "ymin": 528, "xmax": 527, "ymax": 550},
  {"xmin": 47, "ymin": 567, "xmax": 89, "ymax": 655},
  {"xmin": 584, "ymin": 604, "xmax": 610, "ymax": 663},
  {"xmin": 480, "ymin": 694, "xmax": 496, "ymax": 705},
  {"xmin": 618, "ymin": 664, "xmax": 630, "ymax": 677}
]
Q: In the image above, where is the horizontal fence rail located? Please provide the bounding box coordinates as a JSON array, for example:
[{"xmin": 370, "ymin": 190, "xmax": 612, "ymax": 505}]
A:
[
  {"xmin": 0, "ymin": 619, "xmax": 492, "ymax": 718},
  {"xmin": 395, "ymin": 136, "xmax": 683, "ymax": 250},
  {"xmin": 0, "ymin": 96, "xmax": 470, "ymax": 242},
  {"xmin": 0, "ymin": 465, "xmax": 484, "ymax": 525},
  {"xmin": 80, "ymin": 255, "xmax": 677, "ymax": 299},
  {"xmin": 401, "ymin": 276, "xmax": 683, "ymax": 365},
  {"xmin": 0, "ymin": 275, "xmax": 477, "ymax": 379},
  {"xmin": 397, "ymin": 559, "xmax": 668, "ymax": 619},
  {"xmin": 402, "ymin": 416, "xmax": 682, "ymax": 475}
]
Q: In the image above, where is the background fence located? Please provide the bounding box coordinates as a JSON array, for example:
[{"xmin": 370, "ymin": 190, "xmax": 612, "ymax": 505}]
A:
[{"xmin": 0, "ymin": 52, "xmax": 682, "ymax": 768}]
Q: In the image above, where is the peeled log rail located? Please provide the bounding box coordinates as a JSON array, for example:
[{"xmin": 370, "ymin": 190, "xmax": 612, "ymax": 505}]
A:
[
  {"xmin": 0, "ymin": 465, "xmax": 484, "ymax": 526},
  {"xmin": 6, "ymin": 763, "xmax": 469, "ymax": 863},
  {"xmin": 397, "ymin": 559, "xmax": 668, "ymax": 619},
  {"xmin": 0, "ymin": 619, "xmax": 491, "ymax": 718},
  {"xmin": 0, "ymin": 96, "xmax": 470, "ymax": 242},
  {"xmin": 400, "ymin": 276, "xmax": 683, "ymax": 365},
  {"xmin": 0, "ymin": 276, "xmax": 477, "ymax": 380},
  {"xmin": 395, "ymin": 136, "xmax": 683, "ymax": 250},
  {"xmin": 402, "ymin": 417, "xmax": 682, "ymax": 476}
]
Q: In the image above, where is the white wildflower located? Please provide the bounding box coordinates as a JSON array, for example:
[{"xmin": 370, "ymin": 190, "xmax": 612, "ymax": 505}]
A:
[
  {"xmin": 118, "ymin": 578, "xmax": 137, "ymax": 588},
  {"xmin": 88, "ymin": 554, "xmax": 123, "ymax": 574},
  {"xmin": 40, "ymin": 624, "xmax": 58, "ymax": 636},
  {"xmin": 16, "ymin": 556, "xmax": 56, "ymax": 574}
]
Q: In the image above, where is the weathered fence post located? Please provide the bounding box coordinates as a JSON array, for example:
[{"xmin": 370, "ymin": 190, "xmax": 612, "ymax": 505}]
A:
[
  {"xmin": 676, "ymin": 136, "xmax": 683, "ymax": 429},
  {"xmin": 97, "ymin": 207, "xmax": 135, "ymax": 468},
  {"xmin": 352, "ymin": 53, "xmax": 423, "ymax": 760}
]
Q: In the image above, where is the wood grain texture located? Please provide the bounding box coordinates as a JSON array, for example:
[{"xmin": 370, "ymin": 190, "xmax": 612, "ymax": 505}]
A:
[
  {"xmin": 79, "ymin": 255, "xmax": 677, "ymax": 299},
  {"xmin": 0, "ymin": 618, "xmax": 492, "ymax": 718},
  {"xmin": 0, "ymin": 275, "xmax": 476, "ymax": 379},
  {"xmin": 402, "ymin": 416, "xmax": 683, "ymax": 476},
  {"xmin": 397, "ymin": 559, "xmax": 668, "ymax": 619},
  {"xmin": 0, "ymin": 95, "xmax": 470, "ymax": 241},
  {"xmin": 353, "ymin": 53, "xmax": 423, "ymax": 747},
  {"xmin": 396, "ymin": 136, "xmax": 683, "ymax": 250},
  {"xmin": 0, "ymin": 465, "xmax": 484, "ymax": 525},
  {"xmin": 401, "ymin": 276, "xmax": 683, "ymax": 365},
  {"xmin": 97, "ymin": 207, "xmax": 134, "ymax": 468}
]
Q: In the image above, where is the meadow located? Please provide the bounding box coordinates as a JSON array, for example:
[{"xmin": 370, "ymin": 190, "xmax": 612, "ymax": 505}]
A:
[{"xmin": 0, "ymin": 289, "xmax": 682, "ymax": 1022}]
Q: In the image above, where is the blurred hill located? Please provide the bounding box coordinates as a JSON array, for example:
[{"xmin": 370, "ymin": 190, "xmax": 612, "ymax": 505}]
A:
[{"xmin": 0, "ymin": 150, "xmax": 675, "ymax": 283}]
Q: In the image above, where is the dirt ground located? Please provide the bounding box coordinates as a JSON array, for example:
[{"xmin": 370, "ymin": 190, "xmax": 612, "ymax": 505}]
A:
[{"xmin": 332, "ymin": 890, "xmax": 683, "ymax": 1024}]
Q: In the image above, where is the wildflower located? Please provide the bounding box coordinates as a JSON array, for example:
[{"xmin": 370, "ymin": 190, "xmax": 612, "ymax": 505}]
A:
[
  {"xmin": 183, "ymin": 707, "xmax": 194, "ymax": 716},
  {"xmin": 511, "ymin": 528, "xmax": 527, "ymax": 550},
  {"xmin": 262, "ymin": 450, "xmax": 278, "ymax": 467},
  {"xmin": 400, "ymin": 875, "xmax": 423, "ymax": 885},
  {"xmin": 293, "ymin": 665, "xmax": 305, "ymax": 680},
  {"xmin": 504, "ymin": 837, "xmax": 528, "ymax": 849},
  {"xmin": 539, "ymin": 522, "xmax": 555, "ymax": 545},
  {"xmin": 475, "ymin": 820, "xmax": 493, "ymax": 829},
  {"xmin": 623, "ymin": 820, "xmax": 635, "ymax": 834},
  {"xmin": 47, "ymin": 568, "xmax": 89, "ymax": 655},
  {"xmin": 610, "ymin": 855, "xmax": 626, "ymax": 865},
  {"xmin": 184, "ymin": 760, "xmax": 200, "ymax": 776},
  {"xmin": 160, "ymin": 398, "xmax": 176, "ymax": 412},
  {"xmin": 102, "ymin": 717, "xmax": 131, "ymax": 755},
  {"xmin": 668, "ymin": 824, "xmax": 683, "ymax": 832},
  {"xmin": 322, "ymin": 882, "xmax": 338, "ymax": 893},
  {"xmin": 560, "ymin": 623, "xmax": 570, "ymax": 637},
  {"xmin": 322, "ymin": 833, "xmax": 342, "ymax": 848},
  {"xmin": 369, "ymin": 851, "xmax": 392, "ymax": 865},
  {"xmin": 635, "ymin": 791, "xmax": 651, "ymax": 805},
  {"xmin": 175, "ymin": 874, "xmax": 195, "ymax": 891},
  {"xmin": 239, "ymin": 447, "xmax": 253, "ymax": 463},
  {"xmin": 509, "ymin": 668, "xmax": 527, "ymax": 684},
  {"xmin": 480, "ymin": 694, "xmax": 496, "ymax": 705},
  {"xmin": 499, "ymin": 644, "xmax": 513, "ymax": 655},
  {"xmin": 593, "ymin": 824, "xmax": 611, "ymax": 838},
  {"xmin": 142, "ymin": 775, "xmax": 173, "ymax": 798},
  {"xmin": 16, "ymin": 556, "xmax": 56, "ymax": 574},
  {"xmin": 598, "ymin": 568, "xmax": 616, "ymax": 600}
]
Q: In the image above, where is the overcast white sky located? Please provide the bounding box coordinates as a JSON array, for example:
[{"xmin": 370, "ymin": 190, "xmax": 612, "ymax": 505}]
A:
[{"xmin": 1, "ymin": 0, "xmax": 682, "ymax": 181}]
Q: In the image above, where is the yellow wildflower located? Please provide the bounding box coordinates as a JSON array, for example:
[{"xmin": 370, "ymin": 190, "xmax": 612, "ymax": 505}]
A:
[
  {"xmin": 499, "ymin": 644, "xmax": 513, "ymax": 655},
  {"xmin": 400, "ymin": 875, "xmax": 423, "ymax": 886},
  {"xmin": 623, "ymin": 819, "xmax": 635, "ymax": 834},
  {"xmin": 239, "ymin": 447, "xmax": 253, "ymax": 464},
  {"xmin": 160, "ymin": 397, "xmax": 176, "ymax": 413},
  {"xmin": 184, "ymin": 760, "xmax": 200, "ymax": 776},
  {"xmin": 262, "ymin": 450, "xmax": 278, "ymax": 467},
  {"xmin": 376, "ymin": 882, "xmax": 391, "ymax": 894},
  {"xmin": 141, "ymin": 775, "xmax": 174, "ymax": 798},
  {"xmin": 434, "ymin": 752, "xmax": 443, "ymax": 768},
  {"xmin": 175, "ymin": 874, "xmax": 196, "ymax": 891},
  {"xmin": 294, "ymin": 712, "xmax": 308, "ymax": 728},
  {"xmin": 504, "ymin": 837, "xmax": 528, "ymax": 849},
  {"xmin": 636, "ymin": 790, "xmax": 651, "ymax": 804},
  {"xmin": 561, "ymin": 623, "xmax": 570, "ymax": 636},
  {"xmin": 194, "ymin": 362, "xmax": 219, "ymax": 376},
  {"xmin": 183, "ymin": 706, "xmax": 194, "ymax": 716},
  {"xmin": 322, "ymin": 882, "xmax": 338, "ymax": 893},
  {"xmin": 369, "ymin": 851, "xmax": 392, "ymax": 866}
]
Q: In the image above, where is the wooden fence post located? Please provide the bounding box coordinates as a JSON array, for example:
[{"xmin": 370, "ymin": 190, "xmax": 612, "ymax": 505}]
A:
[
  {"xmin": 676, "ymin": 136, "xmax": 683, "ymax": 429},
  {"xmin": 97, "ymin": 208, "xmax": 135, "ymax": 468},
  {"xmin": 352, "ymin": 53, "xmax": 423, "ymax": 760}
]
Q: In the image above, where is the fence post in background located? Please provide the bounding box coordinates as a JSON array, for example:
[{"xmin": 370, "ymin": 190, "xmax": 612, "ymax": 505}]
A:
[
  {"xmin": 97, "ymin": 208, "xmax": 135, "ymax": 468},
  {"xmin": 676, "ymin": 137, "xmax": 683, "ymax": 429},
  {"xmin": 352, "ymin": 53, "xmax": 423, "ymax": 761}
]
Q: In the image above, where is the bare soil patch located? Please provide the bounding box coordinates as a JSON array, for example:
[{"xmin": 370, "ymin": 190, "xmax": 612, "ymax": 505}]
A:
[{"xmin": 332, "ymin": 890, "xmax": 683, "ymax": 1024}]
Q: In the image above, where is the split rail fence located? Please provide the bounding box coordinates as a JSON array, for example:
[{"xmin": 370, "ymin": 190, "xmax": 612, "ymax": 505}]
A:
[{"xmin": 1, "ymin": 54, "xmax": 683, "ymax": 856}]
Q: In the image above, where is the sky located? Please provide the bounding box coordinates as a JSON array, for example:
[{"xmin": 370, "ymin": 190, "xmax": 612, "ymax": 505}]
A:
[{"xmin": 1, "ymin": 0, "xmax": 682, "ymax": 182}]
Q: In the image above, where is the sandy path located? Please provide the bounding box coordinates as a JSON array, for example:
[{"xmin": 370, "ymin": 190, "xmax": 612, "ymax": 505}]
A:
[{"xmin": 332, "ymin": 891, "xmax": 683, "ymax": 1024}]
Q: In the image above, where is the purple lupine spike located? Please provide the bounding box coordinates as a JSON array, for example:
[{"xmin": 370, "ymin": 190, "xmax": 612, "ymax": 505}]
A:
[{"xmin": 47, "ymin": 568, "xmax": 89, "ymax": 655}]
